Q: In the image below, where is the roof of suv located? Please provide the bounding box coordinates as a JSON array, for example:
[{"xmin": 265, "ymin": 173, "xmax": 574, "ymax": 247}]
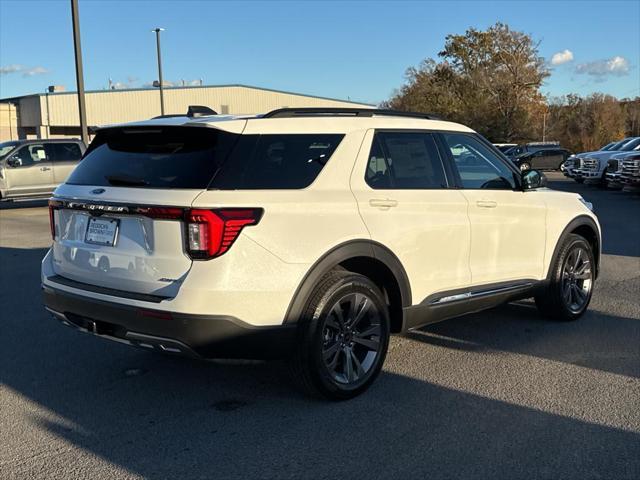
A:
[{"xmin": 98, "ymin": 109, "xmax": 475, "ymax": 135}]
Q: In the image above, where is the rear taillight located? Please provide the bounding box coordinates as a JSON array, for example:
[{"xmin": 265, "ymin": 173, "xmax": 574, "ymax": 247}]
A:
[
  {"xmin": 48, "ymin": 199, "xmax": 60, "ymax": 239},
  {"xmin": 186, "ymin": 208, "xmax": 262, "ymax": 259}
]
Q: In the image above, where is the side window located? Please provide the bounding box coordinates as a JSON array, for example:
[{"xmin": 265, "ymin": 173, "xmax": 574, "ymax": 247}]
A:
[
  {"xmin": 366, "ymin": 138, "xmax": 392, "ymax": 188},
  {"xmin": 11, "ymin": 144, "xmax": 48, "ymax": 167},
  {"xmin": 442, "ymin": 133, "xmax": 518, "ymax": 190},
  {"xmin": 365, "ymin": 132, "xmax": 447, "ymax": 189},
  {"xmin": 210, "ymin": 134, "xmax": 344, "ymax": 189},
  {"xmin": 51, "ymin": 143, "xmax": 83, "ymax": 162}
]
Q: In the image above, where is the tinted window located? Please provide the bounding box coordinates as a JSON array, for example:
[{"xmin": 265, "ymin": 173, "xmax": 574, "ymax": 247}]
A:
[
  {"xmin": 66, "ymin": 127, "xmax": 238, "ymax": 189},
  {"xmin": 366, "ymin": 132, "xmax": 447, "ymax": 189},
  {"xmin": 12, "ymin": 144, "xmax": 49, "ymax": 167},
  {"xmin": 443, "ymin": 133, "xmax": 518, "ymax": 189},
  {"xmin": 211, "ymin": 134, "xmax": 343, "ymax": 189},
  {"xmin": 0, "ymin": 141, "xmax": 19, "ymax": 158},
  {"xmin": 51, "ymin": 143, "xmax": 82, "ymax": 162}
]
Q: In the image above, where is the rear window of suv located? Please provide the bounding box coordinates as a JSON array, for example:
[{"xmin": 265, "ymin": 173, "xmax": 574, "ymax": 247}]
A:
[
  {"xmin": 66, "ymin": 127, "xmax": 343, "ymax": 190},
  {"xmin": 66, "ymin": 127, "xmax": 239, "ymax": 189},
  {"xmin": 210, "ymin": 134, "xmax": 344, "ymax": 189}
]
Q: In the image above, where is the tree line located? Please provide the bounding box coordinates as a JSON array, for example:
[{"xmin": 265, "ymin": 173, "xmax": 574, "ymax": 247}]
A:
[{"xmin": 384, "ymin": 22, "xmax": 639, "ymax": 153}]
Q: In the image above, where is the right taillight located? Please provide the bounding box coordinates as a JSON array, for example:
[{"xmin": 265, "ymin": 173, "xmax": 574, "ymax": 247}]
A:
[{"xmin": 185, "ymin": 208, "xmax": 262, "ymax": 259}]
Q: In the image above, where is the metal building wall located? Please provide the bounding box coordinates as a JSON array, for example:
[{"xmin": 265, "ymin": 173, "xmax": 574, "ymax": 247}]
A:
[{"xmin": 33, "ymin": 85, "xmax": 372, "ymax": 129}]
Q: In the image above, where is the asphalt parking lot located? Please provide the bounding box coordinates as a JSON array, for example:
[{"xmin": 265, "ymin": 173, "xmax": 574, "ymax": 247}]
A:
[{"xmin": 1, "ymin": 172, "xmax": 639, "ymax": 480}]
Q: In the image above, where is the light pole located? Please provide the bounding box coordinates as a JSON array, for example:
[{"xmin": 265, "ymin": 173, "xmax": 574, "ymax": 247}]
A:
[
  {"xmin": 71, "ymin": 0, "xmax": 88, "ymax": 145},
  {"xmin": 152, "ymin": 27, "xmax": 165, "ymax": 116}
]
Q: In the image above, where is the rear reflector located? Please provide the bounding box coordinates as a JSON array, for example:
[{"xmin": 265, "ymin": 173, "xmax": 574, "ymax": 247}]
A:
[{"xmin": 186, "ymin": 208, "xmax": 262, "ymax": 259}]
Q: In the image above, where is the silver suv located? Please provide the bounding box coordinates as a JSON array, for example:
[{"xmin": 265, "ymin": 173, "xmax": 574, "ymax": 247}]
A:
[{"xmin": 0, "ymin": 139, "xmax": 86, "ymax": 201}]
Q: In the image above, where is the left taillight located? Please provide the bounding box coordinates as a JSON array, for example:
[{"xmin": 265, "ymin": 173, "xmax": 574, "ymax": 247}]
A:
[
  {"xmin": 48, "ymin": 199, "xmax": 61, "ymax": 240},
  {"xmin": 186, "ymin": 208, "xmax": 262, "ymax": 260}
]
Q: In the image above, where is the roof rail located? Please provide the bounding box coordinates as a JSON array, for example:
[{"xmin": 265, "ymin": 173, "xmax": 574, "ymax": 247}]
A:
[
  {"xmin": 187, "ymin": 105, "xmax": 218, "ymax": 117},
  {"xmin": 262, "ymin": 107, "xmax": 441, "ymax": 120}
]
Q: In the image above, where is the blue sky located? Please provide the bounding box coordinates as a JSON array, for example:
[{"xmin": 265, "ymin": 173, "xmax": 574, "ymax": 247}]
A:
[{"xmin": 1, "ymin": 0, "xmax": 638, "ymax": 104}]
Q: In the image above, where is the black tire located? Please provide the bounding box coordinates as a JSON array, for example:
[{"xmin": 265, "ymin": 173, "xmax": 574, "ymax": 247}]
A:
[
  {"xmin": 288, "ymin": 270, "xmax": 390, "ymax": 400},
  {"xmin": 535, "ymin": 234, "xmax": 595, "ymax": 321}
]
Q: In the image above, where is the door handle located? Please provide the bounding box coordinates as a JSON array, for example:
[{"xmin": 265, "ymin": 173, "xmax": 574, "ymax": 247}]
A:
[
  {"xmin": 369, "ymin": 198, "xmax": 398, "ymax": 209},
  {"xmin": 476, "ymin": 200, "xmax": 497, "ymax": 208},
  {"xmin": 40, "ymin": 166, "xmax": 51, "ymax": 171}
]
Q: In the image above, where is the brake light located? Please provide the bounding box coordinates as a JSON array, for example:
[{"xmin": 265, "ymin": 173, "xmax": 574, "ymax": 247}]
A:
[
  {"xmin": 133, "ymin": 207, "xmax": 184, "ymax": 219},
  {"xmin": 48, "ymin": 200, "xmax": 59, "ymax": 239},
  {"xmin": 186, "ymin": 208, "xmax": 262, "ymax": 259}
]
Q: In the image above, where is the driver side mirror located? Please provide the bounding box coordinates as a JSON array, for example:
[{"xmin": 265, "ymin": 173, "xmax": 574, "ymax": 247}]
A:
[
  {"xmin": 6, "ymin": 156, "xmax": 21, "ymax": 168},
  {"xmin": 522, "ymin": 169, "xmax": 547, "ymax": 190}
]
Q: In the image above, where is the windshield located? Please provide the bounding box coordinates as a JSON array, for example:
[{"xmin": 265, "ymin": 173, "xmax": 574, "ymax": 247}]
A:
[
  {"xmin": 619, "ymin": 138, "xmax": 640, "ymax": 151},
  {"xmin": 0, "ymin": 141, "xmax": 19, "ymax": 158}
]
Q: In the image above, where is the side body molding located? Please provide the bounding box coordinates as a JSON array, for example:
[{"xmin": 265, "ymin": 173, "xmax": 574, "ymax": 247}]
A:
[{"xmin": 283, "ymin": 240, "xmax": 412, "ymax": 324}]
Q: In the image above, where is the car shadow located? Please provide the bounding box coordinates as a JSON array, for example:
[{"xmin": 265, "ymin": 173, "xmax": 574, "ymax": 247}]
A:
[
  {"xmin": 2, "ymin": 246, "xmax": 639, "ymax": 478},
  {"xmin": 408, "ymin": 301, "xmax": 640, "ymax": 379},
  {"xmin": 0, "ymin": 198, "xmax": 49, "ymax": 210}
]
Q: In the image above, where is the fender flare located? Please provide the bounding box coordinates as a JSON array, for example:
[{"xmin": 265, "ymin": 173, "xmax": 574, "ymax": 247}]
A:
[
  {"xmin": 546, "ymin": 215, "xmax": 601, "ymax": 280},
  {"xmin": 283, "ymin": 240, "xmax": 412, "ymax": 324}
]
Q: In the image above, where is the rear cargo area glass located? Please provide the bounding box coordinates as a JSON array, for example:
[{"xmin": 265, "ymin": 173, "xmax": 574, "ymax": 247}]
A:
[{"xmin": 66, "ymin": 126, "xmax": 238, "ymax": 189}]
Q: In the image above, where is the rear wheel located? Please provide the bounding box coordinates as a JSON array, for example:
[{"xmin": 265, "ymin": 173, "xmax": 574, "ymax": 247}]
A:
[
  {"xmin": 535, "ymin": 234, "xmax": 594, "ymax": 321},
  {"xmin": 289, "ymin": 271, "xmax": 390, "ymax": 400}
]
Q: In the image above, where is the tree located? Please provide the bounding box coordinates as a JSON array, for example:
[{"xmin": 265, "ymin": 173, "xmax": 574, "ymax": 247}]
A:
[
  {"xmin": 385, "ymin": 22, "xmax": 550, "ymax": 142},
  {"xmin": 546, "ymin": 94, "xmax": 626, "ymax": 153}
]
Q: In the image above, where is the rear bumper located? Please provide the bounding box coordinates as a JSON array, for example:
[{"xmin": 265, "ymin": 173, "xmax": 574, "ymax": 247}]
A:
[{"xmin": 42, "ymin": 284, "xmax": 296, "ymax": 360}]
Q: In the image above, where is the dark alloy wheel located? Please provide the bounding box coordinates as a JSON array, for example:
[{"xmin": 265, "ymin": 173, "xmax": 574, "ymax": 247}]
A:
[
  {"xmin": 560, "ymin": 245, "xmax": 593, "ymax": 314},
  {"xmin": 289, "ymin": 271, "xmax": 390, "ymax": 400},
  {"xmin": 321, "ymin": 292, "xmax": 383, "ymax": 385},
  {"xmin": 535, "ymin": 233, "xmax": 595, "ymax": 321}
]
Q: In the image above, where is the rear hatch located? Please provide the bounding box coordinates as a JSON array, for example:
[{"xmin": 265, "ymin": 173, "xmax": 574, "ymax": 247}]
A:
[{"xmin": 49, "ymin": 125, "xmax": 241, "ymax": 297}]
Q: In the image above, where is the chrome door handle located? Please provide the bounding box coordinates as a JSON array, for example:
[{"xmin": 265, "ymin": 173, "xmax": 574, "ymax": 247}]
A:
[
  {"xmin": 476, "ymin": 200, "xmax": 497, "ymax": 208},
  {"xmin": 40, "ymin": 166, "xmax": 51, "ymax": 171},
  {"xmin": 369, "ymin": 198, "xmax": 398, "ymax": 209}
]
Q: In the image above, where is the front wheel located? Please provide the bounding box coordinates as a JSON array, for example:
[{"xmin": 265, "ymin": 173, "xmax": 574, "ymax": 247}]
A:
[
  {"xmin": 535, "ymin": 234, "xmax": 595, "ymax": 321},
  {"xmin": 289, "ymin": 271, "xmax": 390, "ymax": 400}
]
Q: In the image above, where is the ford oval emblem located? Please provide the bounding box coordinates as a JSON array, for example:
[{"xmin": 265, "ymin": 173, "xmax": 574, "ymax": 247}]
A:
[{"xmin": 91, "ymin": 188, "xmax": 106, "ymax": 195}]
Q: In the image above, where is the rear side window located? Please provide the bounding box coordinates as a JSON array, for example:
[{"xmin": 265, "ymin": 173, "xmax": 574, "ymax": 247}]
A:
[
  {"xmin": 66, "ymin": 127, "xmax": 238, "ymax": 189},
  {"xmin": 51, "ymin": 143, "xmax": 82, "ymax": 162},
  {"xmin": 210, "ymin": 134, "xmax": 343, "ymax": 189},
  {"xmin": 366, "ymin": 132, "xmax": 447, "ymax": 189}
]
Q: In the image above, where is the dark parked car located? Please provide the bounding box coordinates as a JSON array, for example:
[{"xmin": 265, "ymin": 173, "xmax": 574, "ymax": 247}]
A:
[{"xmin": 512, "ymin": 148, "xmax": 571, "ymax": 171}]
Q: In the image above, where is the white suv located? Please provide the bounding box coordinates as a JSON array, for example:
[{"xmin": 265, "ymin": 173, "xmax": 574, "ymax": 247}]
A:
[{"xmin": 42, "ymin": 107, "xmax": 601, "ymax": 399}]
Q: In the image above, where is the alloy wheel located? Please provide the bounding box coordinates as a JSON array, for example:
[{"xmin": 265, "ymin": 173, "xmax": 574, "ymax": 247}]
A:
[
  {"xmin": 321, "ymin": 293, "xmax": 382, "ymax": 385},
  {"xmin": 561, "ymin": 246, "xmax": 593, "ymax": 313}
]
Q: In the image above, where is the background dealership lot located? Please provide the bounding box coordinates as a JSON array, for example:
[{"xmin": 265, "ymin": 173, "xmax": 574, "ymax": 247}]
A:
[{"xmin": 1, "ymin": 173, "xmax": 638, "ymax": 479}]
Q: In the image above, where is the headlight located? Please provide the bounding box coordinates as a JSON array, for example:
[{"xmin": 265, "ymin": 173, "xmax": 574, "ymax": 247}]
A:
[{"xmin": 578, "ymin": 196, "xmax": 594, "ymax": 211}]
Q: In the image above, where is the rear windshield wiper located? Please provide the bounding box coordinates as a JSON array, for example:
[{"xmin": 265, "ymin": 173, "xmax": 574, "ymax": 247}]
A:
[{"xmin": 105, "ymin": 174, "xmax": 149, "ymax": 187}]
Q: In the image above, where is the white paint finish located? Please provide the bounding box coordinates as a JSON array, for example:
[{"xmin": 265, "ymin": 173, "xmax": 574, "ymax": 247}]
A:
[
  {"xmin": 350, "ymin": 129, "xmax": 472, "ymax": 302},
  {"xmin": 461, "ymin": 189, "xmax": 547, "ymax": 284}
]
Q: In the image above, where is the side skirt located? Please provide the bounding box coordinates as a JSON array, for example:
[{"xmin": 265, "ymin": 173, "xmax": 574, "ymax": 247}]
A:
[{"xmin": 401, "ymin": 280, "xmax": 540, "ymax": 332}]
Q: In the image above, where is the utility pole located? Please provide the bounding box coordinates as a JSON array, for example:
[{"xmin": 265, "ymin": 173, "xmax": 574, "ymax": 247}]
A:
[
  {"xmin": 152, "ymin": 28, "xmax": 165, "ymax": 116},
  {"xmin": 71, "ymin": 0, "xmax": 88, "ymax": 145},
  {"xmin": 542, "ymin": 110, "xmax": 547, "ymax": 143}
]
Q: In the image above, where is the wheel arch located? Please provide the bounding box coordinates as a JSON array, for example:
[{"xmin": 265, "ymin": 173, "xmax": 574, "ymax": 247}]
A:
[
  {"xmin": 546, "ymin": 215, "xmax": 601, "ymax": 280},
  {"xmin": 283, "ymin": 240, "xmax": 411, "ymax": 333}
]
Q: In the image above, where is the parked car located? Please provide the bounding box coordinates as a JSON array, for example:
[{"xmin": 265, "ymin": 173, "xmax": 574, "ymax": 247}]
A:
[
  {"xmin": 563, "ymin": 140, "xmax": 629, "ymax": 180},
  {"xmin": 574, "ymin": 137, "xmax": 640, "ymax": 185},
  {"xmin": 504, "ymin": 142, "xmax": 561, "ymax": 159},
  {"xmin": 620, "ymin": 152, "xmax": 640, "ymax": 191},
  {"xmin": 42, "ymin": 107, "xmax": 601, "ymax": 399},
  {"xmin": 512, "ymin": 148, "xmax": 571, "ymax": 171},
  {"xmin": 0, "ymin": 139, "xmax": 86, "ymax": 201},
  {"xmin": 493, "ymin": 143, "xmax": 517, "ymax": 154}
]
